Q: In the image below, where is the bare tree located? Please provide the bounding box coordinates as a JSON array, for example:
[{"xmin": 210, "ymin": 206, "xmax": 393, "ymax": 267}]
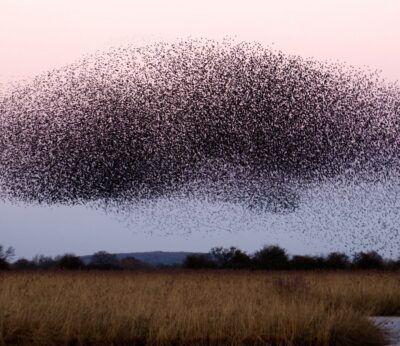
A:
[{"xmin": 0, "ymin": 245, "xmax": 15, "ymax": 270}]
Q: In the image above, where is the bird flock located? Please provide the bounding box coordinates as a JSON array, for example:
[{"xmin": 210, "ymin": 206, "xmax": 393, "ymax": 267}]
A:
[{"xmin": 0, "ymin": 39, "xmax": 399, "ymax": 253}]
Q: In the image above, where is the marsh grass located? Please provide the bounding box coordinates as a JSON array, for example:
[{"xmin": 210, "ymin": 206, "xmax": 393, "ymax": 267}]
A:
[{"xmin": 0, "ymin": 271, "xmax": 398, "ymax": 345}]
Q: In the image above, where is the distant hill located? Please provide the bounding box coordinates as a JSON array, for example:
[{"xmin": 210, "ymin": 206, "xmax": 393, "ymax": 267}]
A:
[{"xmin": 80, "ymin": 251, "xmax": 204, "ymax": 266}]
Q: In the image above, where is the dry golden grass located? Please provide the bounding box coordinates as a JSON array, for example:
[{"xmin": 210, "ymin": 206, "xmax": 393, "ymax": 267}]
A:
[{"xmin": 0, "ymin": 270, "xmax": 399, "ymax": 345}]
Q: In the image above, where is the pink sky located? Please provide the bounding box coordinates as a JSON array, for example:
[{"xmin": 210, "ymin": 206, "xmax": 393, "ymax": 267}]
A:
[
  {"xmin": 1, "ymin": 0, "xmax": 400, "ymax": 258},
  {"xmin": 1, "ymin": 0, "xmax": 400, "ymax": 84}
]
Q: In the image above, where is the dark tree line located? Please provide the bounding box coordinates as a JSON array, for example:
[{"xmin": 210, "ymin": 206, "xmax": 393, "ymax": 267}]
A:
[
  {"xmin": 183, "ymin": 246, "xmax": 400, "ymax": 270},
  {"xmin": 5, "ymin": 250, "xmax": 151, "ymax": 271},
  {"xmin": 1, "ymin": 244, "xmax": 399, "ymax": 271}
]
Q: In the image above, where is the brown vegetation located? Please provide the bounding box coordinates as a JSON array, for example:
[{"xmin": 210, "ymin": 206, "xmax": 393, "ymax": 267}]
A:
[{"xmin": 0, "ymin": 271, "xmax": 399, "ymax": 345}]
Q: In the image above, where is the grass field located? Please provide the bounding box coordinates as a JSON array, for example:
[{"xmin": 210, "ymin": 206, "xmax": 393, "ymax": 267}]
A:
[{"xmin": 0, "ymin": 271, "xmax": 399, "ymax": 345}]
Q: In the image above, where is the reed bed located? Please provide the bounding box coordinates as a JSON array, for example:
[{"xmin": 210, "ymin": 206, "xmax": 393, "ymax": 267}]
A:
[{"xmin": 0, "ymin": 271, "xmax": 399, "ymax": 345}]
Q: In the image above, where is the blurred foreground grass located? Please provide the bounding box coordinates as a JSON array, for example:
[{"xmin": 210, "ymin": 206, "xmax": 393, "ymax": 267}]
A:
[{"xmin": 0, "ymin": 271, "xmax": 399, "ymax": 345}]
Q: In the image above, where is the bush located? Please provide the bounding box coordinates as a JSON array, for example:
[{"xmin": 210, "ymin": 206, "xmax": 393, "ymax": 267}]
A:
[
  {"xmin": 210, "ymin": 247, "xmax": 251, "ymax": 269},
  {"xmin": 12, "ymin": 258, "xmax": 37, "ymax": 270},
  {"xmin": 57, "ymin": 254, "xmax": 85, "ymax": 270},
  {"xmin": 325, "ymin": 252, "xmax": 350, "ymax": 269},
  {"xmin": 89, "ymin": 251, "xmax": 118, "ymax": 270},
  {"xmin": 33, "ymin": 255, "xmax": 57, "ymax": 270},
  {"xmin": 352, "ymin": 251, "xmax": 384, "ymax": 269},
  {"xmin": 253, "ymin": 245, "xmax": 289, "ymax": 270}
]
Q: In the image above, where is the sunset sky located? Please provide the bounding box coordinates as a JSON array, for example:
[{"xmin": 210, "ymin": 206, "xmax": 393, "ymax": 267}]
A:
[
  {"xmin": 1, "ymin": 0, "xmax": 400, "ymax": 83},
  {"xmin": 1, "ymin": 0, "xmax": 399, "ymax": 258}
]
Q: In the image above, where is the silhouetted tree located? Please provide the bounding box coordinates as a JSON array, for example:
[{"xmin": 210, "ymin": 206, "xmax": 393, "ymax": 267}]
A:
[
  {"xmin": 253, "ymin": 245, "xmax": 289, "ymax": 270},
  {"xmin": 12, "ymin": 258, "xmax": 37, "ymax": 270},
  {"xmin": 210, "ymin": 247, "xmax": 251, "ymax": 269},
  {"xmin": 325, "ymin": 252, "xmax": 350, "ymax": 269},
  {"xmin": 57, "ymin": 254, "xmax": 85, "ymax": 270},
  {"xmin": 225, "ymin": 249, "xmax": 251, "ymax": 269},
  {"xmin": 89, "ymin": 251, "xmax": 118, "ymax": 270},
  {"xmin": 352, "ymin": 251, "xmax": 384, "ymax": 269},
  {"xmin": 315, "ymin": 256, "xmax": 328, "ymax": 269},
  {"xmin": 209, "ymin": 247, "xmax": 229, "ymax": 267},
  {"xmin": 33, "ymin": 255, "xmax": 56, "ymax": 270},
  {"xmin": 0, "ymin": 245, "xmax": 15, "ymax": 270}
]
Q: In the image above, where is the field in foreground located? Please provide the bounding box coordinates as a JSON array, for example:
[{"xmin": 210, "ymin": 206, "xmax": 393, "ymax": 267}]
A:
[{"xmin": 0, "ymin": 271, "xmax": 399, "ymax": 345}]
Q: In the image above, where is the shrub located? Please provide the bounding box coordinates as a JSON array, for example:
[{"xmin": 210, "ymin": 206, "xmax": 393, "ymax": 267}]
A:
[
  {"xmin": 57, "ymin": 254, "xmax": 85, "ymax": 270},
  {"xmin": 12, "ymin": 258, "xmax": 37, "ymax": 270},
  {"xmin": 325, "ymin": 252, "xmax": 350, "ymax": 269},
  {"xmin": 89, "ymin": 251, "xmax": 118, "ymax": 270},
  {"xmin": 352, "ymin": 251, "xmax": 384, "ymax": 269},
  {"xmin": 253, "ymin": 245, "xmax": 289, "ymax": 270},
  {"xmin": 33, "ymin": 255, "xmax": 57, "ymax": 270},
  {"xmin": 210, "ymin": 247, "xmax": 251, "ymax": 269}
]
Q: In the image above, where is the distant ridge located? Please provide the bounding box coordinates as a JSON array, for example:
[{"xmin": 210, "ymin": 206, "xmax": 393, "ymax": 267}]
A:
[{"xmin": 80, "ymin": 251, "xmax": 204, "ymax": 266}]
